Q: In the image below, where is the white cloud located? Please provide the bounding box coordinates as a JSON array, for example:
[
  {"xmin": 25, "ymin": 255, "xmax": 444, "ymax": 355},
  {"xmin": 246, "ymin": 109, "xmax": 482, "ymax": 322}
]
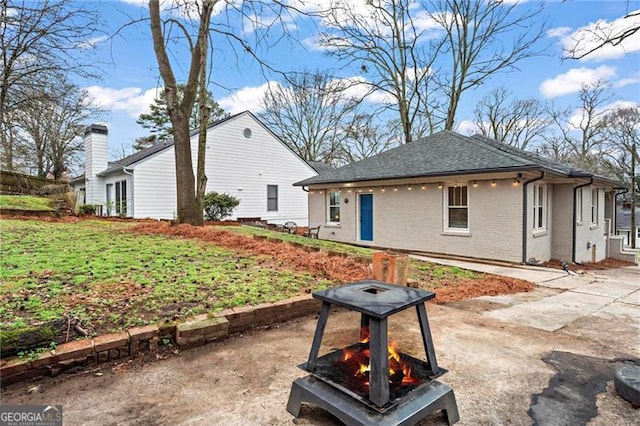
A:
[
  {"xmin": 333, "ymin": 76, "xmax": 395, "ymax": 104},
  {"xmin": 77, "ymin": 35, "xmax": 109, "ymax": 49},
  {"xmin": 85, "ymin": 86, "xmax": 159, "ymax": 118},
  {"xmin": 567, "ymin": 99, "xmax": 640, "ymax": 130},
  {"xmin": 547, "ymin": 26, "xmax": 572, "ymax": 38},
  {"xmin": 539, "ymin": 66, "xmax": 617, "ymax": 98},
  {"xmin": 217, "ymin": 82, "xmax": 280, "ymax": 114},
  {"xmin": 455, "ymin": 120, "xmax": 477, "ymax": 136},
  {"xmin": 557, "ymin": 10, "xmax": 640, "ymax": 61}
]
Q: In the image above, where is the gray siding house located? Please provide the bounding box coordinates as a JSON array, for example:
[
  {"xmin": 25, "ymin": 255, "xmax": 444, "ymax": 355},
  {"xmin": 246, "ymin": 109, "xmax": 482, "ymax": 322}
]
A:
[{"xmin": 295, "ymin": 131, "xmax": 637, "ymax": 265}]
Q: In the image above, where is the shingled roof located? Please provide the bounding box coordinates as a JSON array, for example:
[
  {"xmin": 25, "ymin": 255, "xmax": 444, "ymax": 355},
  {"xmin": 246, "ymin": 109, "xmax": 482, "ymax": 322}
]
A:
[{"xmin": 295, "ymin": 130, "xmax": 615, "ymax": 186}]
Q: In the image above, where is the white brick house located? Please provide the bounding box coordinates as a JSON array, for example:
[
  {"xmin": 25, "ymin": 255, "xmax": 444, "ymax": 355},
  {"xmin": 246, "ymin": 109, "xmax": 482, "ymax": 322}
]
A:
[{"xmin": 295, "ymin": 131, "xmax": 637, "ymax": 265}]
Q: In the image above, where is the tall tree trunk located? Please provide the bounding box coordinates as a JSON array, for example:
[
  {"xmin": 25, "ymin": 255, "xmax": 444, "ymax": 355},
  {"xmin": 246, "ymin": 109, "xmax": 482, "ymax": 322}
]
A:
[
  {"xmin": 172, "ymin": 115, "xmax": 199, "ymax": 224},
  {"xmin": 149, "ymin": 0, "xmax": 214, "ymax": 226},
  {"xmin": 196, "ymin": 36, "xmax": 209, "ymax": 218}
]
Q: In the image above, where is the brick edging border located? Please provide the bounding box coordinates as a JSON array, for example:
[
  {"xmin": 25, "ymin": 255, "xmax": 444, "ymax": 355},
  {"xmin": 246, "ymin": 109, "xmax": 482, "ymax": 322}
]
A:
[{"xmin": 0, "ymin": 294, "xmax": 321, "ymax": 385}]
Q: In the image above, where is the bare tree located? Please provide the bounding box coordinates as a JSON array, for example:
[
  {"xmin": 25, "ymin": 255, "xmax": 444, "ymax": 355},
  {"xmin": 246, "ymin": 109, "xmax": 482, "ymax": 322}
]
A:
[
  {"xmin": 317, "ymin": 0, "xmax": 443, "ymax": 143},
  {"xmin": 541, "ymin": 81, "xmax": 611, "ymax": 172},
  {"xmin": 602, "ymin": 107, "xmax": 640, "ymax": 248},
  {"xmin": 339, "ymin": 114, "xmax": 401, "ymax": 164},
  {"xmin": 473, "ymin": 87, "xmax": 551, "ymax": 150},
  {"xmin": 426, "ymin": 0, "xmax": 547, "ymax": 130},
  {"xmin": 14, "ymin": 74, "xmax": 103, "ymax": 178},
  {"xmin": 260, "ymin": 71, "xmax": 361, "ymax": 164},
  {"xmin": 565, "ymin": 9, "xmax": 640, "ymax": 60},
  {"xmin": 149, "ymin": 0, "xmax": 216, "ymax": 225},
  {"xmin": 0, "ymin": 0, "xmax": 101, "ymax": 170}
]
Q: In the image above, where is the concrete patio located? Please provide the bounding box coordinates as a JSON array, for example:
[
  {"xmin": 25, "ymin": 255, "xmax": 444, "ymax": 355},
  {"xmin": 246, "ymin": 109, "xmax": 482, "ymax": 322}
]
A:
[{"xmin": 2, "ymin": 261, "xmax": 639, "ymax": 425}]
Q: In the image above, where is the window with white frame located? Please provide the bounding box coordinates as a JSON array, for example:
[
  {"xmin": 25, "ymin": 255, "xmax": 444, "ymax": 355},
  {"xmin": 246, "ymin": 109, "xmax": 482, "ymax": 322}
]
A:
[
  {"xmin": 532, "ymin": 183, "xmax": 547, "ymax": 232},
  {"xmin": 267, "ymin": 185, "xmax": 278, "ymax": 211},
  {"xmin": 591, "ymin": 188, "xmax": 599, "ymax": 225},
  {"xmin": 115, "ymin": 180, "xmax": 127, "ymax": 215},
  {"xmin": 445, "ymin": 185, "xmax": 468, "ymax": 230},
  {"xmin": 576, "ymin": 187, "xmax": 583, "ymax": 224},
  {"xmin": 327, "ymin": 190, "xmax": 340, "ymax": 223}
]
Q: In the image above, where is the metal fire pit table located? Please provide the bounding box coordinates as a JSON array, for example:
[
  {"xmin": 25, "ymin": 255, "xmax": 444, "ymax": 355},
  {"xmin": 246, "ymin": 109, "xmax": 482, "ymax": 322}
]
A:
[{"xmin": 287, "ymin": 280, "xmax": 459, "ymax": 425}]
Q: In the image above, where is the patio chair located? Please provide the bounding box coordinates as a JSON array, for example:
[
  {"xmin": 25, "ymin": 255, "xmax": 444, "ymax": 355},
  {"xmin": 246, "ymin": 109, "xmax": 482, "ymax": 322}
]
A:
[
  {"xmin": 304, "ymin": 225, "xmax": 321, "ymax": 239},
  {"xmin": 284, "ymin": 221, "xmax": 298, "ymax": 234}
]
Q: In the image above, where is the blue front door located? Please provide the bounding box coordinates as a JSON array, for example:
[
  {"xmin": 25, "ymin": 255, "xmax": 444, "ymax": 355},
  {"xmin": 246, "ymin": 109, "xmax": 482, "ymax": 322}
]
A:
[{"xmin": 360, "ymin": 193, "xmax": 373, "ymax": 241}]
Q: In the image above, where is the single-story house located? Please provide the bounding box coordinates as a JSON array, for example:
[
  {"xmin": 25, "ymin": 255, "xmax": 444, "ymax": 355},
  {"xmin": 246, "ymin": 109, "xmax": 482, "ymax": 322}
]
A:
[
  {"xmin": 71, "ymin": 111, "xmax": 317, "ymax": 224},
  {"xmin": 616, "ymin": 205, "xmax": 640, "ymax": 248},
  {"xmin": 295, "ymin": 131, "xmax": 638, "ymax": 265}
]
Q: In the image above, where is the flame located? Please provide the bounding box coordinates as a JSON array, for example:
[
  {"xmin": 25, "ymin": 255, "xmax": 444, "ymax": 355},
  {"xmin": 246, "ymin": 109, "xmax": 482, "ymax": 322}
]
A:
[{"xmin": 336, "ymin": 326, "xmax": 421, "ymax": 392}]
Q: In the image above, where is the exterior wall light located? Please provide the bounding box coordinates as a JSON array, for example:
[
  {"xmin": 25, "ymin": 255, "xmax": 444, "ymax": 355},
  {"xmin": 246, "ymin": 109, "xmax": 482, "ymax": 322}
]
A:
[
  {"xmin": 407, "ymin": 185, "xmax": 412, "ymax": 191},
  {"xmin": 437, "ymin": 182, "xmax": 443, "ymax": 189},
  {"xmin": 393, "ymin": 186, "xmax": 398, "ymax": 191},
  {"xmin": 491, "ymin": 180, "xmax": 496, "ymax": 187},
  {"xmin": 472, "ymin": 181, "xmax": 478, "ymax": 188},
  {"xmin": 421, "ymin": 184, "xmax": 426, "ymax": 190}
]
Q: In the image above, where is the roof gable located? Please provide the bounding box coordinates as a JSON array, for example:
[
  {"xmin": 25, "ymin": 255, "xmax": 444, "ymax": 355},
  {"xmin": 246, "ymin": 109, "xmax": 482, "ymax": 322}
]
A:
[{"xmin": 97, "ymin": 111, "xmax": 283, "ymax": 176}]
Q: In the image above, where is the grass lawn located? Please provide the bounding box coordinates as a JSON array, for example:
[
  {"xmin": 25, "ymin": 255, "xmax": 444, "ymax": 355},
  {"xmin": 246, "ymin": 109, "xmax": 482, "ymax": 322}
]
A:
[
  {"xmin": 0, "ymin": 219, "xmax": 333, "ymax": 346},
  {"xmin": 0, "ymin": 195, "xmax": 54, "ymax": 211},
  {"xmin": 1, "ymin": 217, "xmax": 533, "ymax": 355}
]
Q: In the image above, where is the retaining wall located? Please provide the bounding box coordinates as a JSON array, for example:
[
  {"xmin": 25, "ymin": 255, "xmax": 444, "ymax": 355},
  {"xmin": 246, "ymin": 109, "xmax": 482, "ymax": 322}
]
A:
[{"xmin": 0, "ymin": 295, "xmax": 321, "ymax": 385}]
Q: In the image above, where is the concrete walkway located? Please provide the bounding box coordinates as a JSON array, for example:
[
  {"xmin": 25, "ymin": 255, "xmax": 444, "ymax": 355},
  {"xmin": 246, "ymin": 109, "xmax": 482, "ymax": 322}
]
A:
[{"xmin": 412, "ymin": 255, "xmax": 640, "ymax": 354}]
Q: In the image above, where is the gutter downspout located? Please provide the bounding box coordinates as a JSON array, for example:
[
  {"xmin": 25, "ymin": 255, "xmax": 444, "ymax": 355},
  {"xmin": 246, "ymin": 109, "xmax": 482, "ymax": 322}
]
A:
[
  {"xmin": 122, "ymin": 167, "xmax": 134, "ymax": 218},
  {"xmin": 572, "ymin": 177, "xmax": 593, "ymax": 264},
  {"xmin": 522, "ymin": 171, "xmax": 545, "ymax": 264}
]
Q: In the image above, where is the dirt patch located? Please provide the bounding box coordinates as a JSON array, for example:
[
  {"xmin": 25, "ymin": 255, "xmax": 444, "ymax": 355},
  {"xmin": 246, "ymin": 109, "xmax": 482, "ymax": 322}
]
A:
[{"xmin": 429, "ymin": 274, "xmax": 534, "ymax": 304}]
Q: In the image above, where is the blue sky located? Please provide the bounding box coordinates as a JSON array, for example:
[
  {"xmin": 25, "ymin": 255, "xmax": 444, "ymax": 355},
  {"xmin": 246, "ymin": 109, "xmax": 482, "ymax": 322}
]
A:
[{"xmin": 76, "ymin": 0, "xmax": 640, "ymax": 160}]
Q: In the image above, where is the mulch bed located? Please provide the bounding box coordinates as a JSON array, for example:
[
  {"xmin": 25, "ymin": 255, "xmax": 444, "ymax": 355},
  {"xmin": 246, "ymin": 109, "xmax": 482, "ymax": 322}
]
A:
[
  {"xmin": 129, "ymin": 222, "xmax": 370, "ymax": 283},
  {"xmin": 545, "ymin": 258, "xmax": 637, "ymax": 271},
  {"xmin": 430, "ymin": 275, "xmax": 534, "ymax": 304}
]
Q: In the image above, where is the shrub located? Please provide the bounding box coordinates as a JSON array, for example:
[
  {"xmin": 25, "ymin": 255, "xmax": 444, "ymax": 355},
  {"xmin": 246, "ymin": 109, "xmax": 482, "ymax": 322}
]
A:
[
  {"xmin": 203, "ymin": 192, "xmax": 240, "ymax": 221},
  {"xmin": 78, "ymin": 204, "xmax": 96, "ymax": 215}
]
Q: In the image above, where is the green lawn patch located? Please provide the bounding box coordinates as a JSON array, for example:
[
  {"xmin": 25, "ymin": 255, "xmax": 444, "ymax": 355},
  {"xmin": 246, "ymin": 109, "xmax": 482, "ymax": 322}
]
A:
[
  {"xmin": 0, "ymin": 195, "xmax": 54, "ymax": 211},
  {"xmin": 0, "ymin": 219, "xmax": 331, "ymax": 347}
]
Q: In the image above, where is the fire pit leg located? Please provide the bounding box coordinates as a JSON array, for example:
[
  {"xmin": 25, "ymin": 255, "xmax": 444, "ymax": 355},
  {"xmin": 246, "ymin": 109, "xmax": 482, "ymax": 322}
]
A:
[
  {"xmin": 360, "ymin": 314, "xmax": 369, "ymax": 340},
  {"xmin": 369, "ymin": 317, "xmax": 390, "ymax": 407},
  {"xmin": 306, "ymin": 301, "xmax": 330, "ymax": 371},
  {"xmin": 416, "ymin": 303, "xmax": 440, "ymax": 376}
]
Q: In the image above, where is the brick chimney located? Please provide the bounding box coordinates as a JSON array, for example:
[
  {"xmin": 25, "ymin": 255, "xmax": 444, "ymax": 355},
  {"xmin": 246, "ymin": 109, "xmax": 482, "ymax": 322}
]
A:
[{"xmin": 84, "ymin": 124, "xmax": 108, "ymax": 207}]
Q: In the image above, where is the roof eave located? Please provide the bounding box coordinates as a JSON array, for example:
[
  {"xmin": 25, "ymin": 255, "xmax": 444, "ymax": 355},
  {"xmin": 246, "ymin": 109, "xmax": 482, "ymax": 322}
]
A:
[{"xmin": 294, "ymin": 165, "xmax": 543, "ymax": 187}]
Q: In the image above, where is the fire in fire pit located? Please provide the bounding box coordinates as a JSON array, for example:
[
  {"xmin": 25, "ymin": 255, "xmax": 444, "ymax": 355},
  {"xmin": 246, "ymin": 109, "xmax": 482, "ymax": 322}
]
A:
[
  {"xmin": 312, "ymin": 327, "xmax": 427, "ymax": 404},
  {"xmin": 287, "ymin": 280, "xmax": 459, "ymax": 425}
]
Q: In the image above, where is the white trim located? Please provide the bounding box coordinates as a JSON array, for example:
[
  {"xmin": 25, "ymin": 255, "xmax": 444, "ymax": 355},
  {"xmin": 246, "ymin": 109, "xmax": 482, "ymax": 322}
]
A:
[
  {"xmin": 532, "ymin": 183, "xmax": 547, "ymax": 234},
  {"xmin": 576, "ymin": 187, "xmax": 583, "ymax": 225},
  {"xmin": 326, "ymin": 189, "xmax": 341, "ymax": 225},
  {"xmin": 443, "ymin": 184, "xmax": 469, "ymax": 233},
  {"xmin": 590, "ymin": 188, "xmax": 599, "ymax": 226}
]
